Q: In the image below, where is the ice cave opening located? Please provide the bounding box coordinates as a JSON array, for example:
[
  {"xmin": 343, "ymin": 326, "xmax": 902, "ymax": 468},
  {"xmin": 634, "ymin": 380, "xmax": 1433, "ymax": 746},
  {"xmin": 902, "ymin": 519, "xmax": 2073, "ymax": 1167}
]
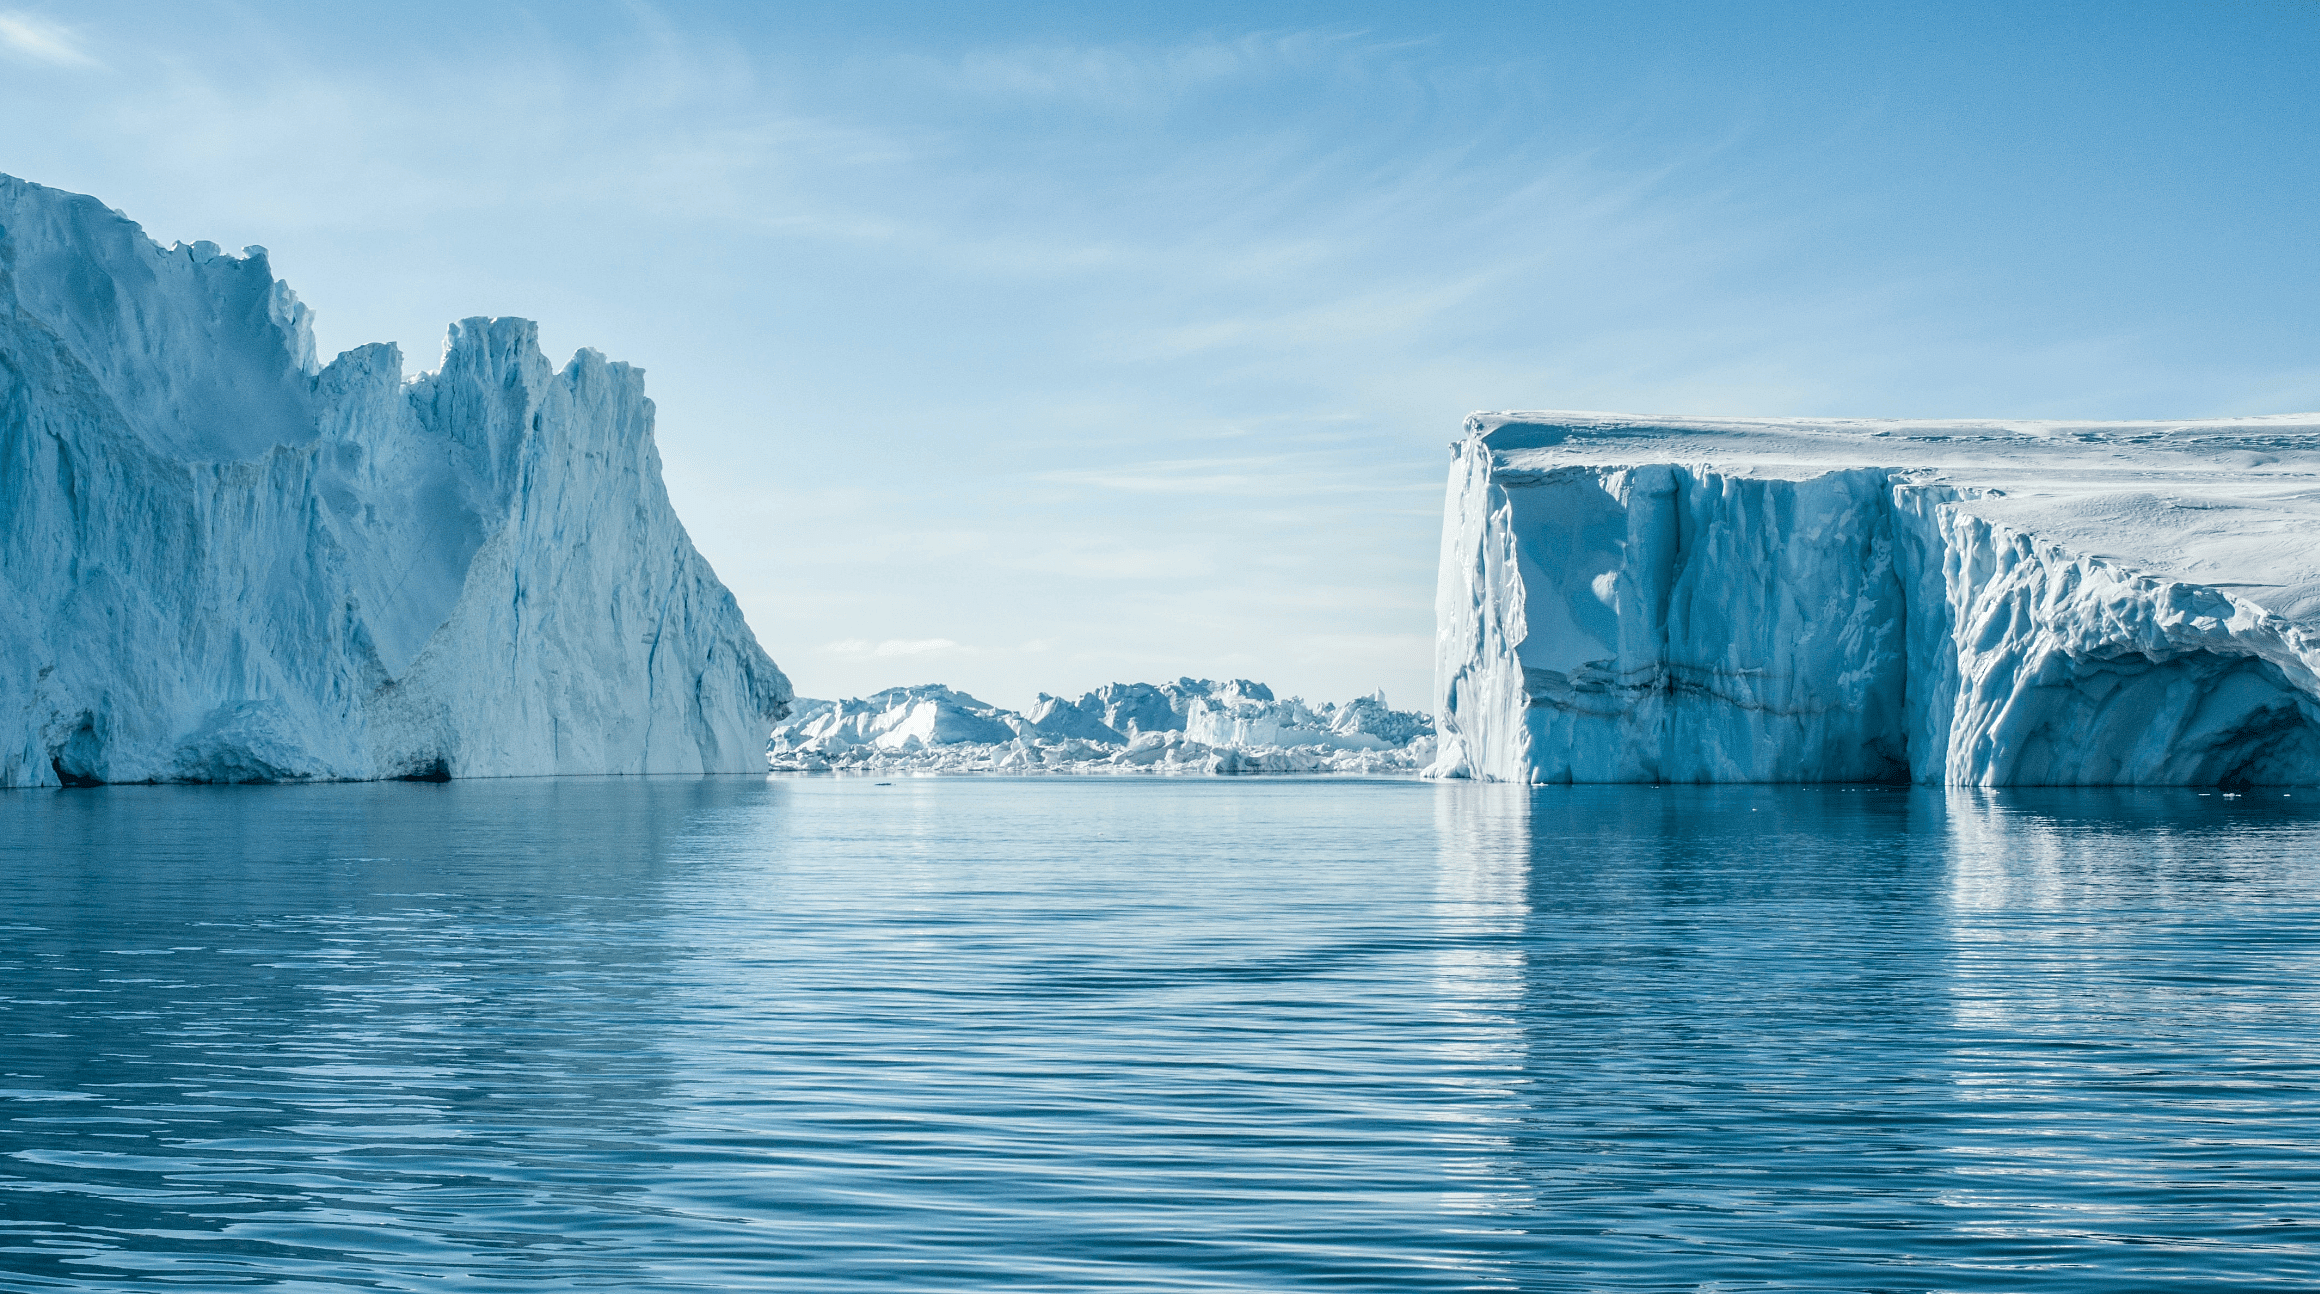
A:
[
  {"xmin": 49, "ymin": 714, "xmax": 103, "ymax": 788},
  {"xmin": 1972, "ymin": 649, "xmax": 2320, "ymax": 788}
]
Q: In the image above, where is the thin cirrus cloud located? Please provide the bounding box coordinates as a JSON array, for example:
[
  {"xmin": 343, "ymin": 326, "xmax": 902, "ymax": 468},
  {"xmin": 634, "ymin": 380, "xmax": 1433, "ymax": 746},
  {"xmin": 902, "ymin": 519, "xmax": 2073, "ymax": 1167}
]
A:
[
  {"xmin": 919, "ymin": 29, "xmax": 1356, "ymax": 110},
  {"xmin": 0, "ymin": 10, "xmax": 99, "ymax": 67}
]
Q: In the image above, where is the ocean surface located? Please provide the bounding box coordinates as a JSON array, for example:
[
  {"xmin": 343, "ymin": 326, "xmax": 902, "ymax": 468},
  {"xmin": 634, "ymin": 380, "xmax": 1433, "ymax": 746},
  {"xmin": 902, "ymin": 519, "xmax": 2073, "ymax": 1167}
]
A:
[{"xmin": 3, "ymin": 776, "xmax": 2318, "ymax": 1291}]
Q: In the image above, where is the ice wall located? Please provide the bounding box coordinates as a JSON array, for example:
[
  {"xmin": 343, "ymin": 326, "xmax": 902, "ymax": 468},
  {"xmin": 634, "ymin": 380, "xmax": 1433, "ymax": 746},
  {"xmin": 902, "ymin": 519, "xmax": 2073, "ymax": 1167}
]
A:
[
  {"xmin": 0, "ymin": 177, "xmax": 790, "ymax": 787},
  {"xmin": 1432, "ymin": 412, "xmax": 2320, "ymax": 786}
]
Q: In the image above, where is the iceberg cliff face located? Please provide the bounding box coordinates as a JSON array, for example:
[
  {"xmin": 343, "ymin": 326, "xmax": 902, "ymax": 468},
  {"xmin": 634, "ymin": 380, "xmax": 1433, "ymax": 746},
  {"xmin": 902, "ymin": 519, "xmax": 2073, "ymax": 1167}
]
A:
[
  {"xmin": 0, "ymin": 177, "xmax": 790, "ymax": 787},
  {"xmin": 1432, "ymin": 412, "xmax": 2320, "ymax": 786}
]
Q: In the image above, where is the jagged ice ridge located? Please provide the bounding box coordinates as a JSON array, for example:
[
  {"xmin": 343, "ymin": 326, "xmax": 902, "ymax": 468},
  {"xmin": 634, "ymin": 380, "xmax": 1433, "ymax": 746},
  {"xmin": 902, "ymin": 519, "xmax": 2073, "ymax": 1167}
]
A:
[
  {"xmin": 768, "ymin": 679, "xmax": 1435, "ymax": 775},
  {"xmin": 1429, "ymin": 411, "xmax": 2320, "ymax": 786},
  {"xmin": 1, "ymin": 177, "xmax": 791, "ymax": 787}
]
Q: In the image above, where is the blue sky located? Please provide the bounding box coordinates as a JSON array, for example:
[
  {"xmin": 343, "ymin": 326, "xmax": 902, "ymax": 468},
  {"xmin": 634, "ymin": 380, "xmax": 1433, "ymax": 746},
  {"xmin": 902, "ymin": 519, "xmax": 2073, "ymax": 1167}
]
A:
[{"xmin": 3, "ymin": 1, "xmax": 2315, "ymax": 710}]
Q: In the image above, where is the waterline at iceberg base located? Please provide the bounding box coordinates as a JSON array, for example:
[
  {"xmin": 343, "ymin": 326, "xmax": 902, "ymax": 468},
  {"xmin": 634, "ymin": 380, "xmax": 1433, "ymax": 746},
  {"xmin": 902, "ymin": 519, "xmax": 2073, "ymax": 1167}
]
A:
[
  {"xmin": 1428, "ymin": 411, "xmax": 2320, "ymax": 786},
  {"xmin": 770, "ymin": 679, "xmax": 1435, "ymax": 775},
  {"xmin": 0, "ymin": 177, "xmax": 790, "ymax": 787}
]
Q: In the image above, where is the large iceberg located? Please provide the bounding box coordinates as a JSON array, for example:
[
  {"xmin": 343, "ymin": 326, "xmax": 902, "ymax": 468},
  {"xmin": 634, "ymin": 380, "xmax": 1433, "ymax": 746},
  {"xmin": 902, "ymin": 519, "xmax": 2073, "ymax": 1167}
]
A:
[
  {"xmin": 1, "ymin": 177, "xmax": 790, "ymax": 787},
  {"xmin": 769, "ymin": 679, "xmax": 1435, "ymax": 775},
  {"xmin": 1430, "ymin": 411, "xmax": 2320, "ymax": 786}
]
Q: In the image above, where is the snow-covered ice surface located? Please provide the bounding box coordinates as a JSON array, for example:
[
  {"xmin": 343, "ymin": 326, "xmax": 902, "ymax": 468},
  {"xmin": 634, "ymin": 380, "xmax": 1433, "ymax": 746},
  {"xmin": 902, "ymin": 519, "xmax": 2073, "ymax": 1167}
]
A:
[
  {"xmin": 768, "ymin": 679, "xmax": 1435, "ymax": 775},
  {"xmin": 0, "ymin": 177, "xmax": 790, "ymax": 787},
  {"xmin": 1431, "ymin": 411, "xmax": 2320, "ymax": 786}
]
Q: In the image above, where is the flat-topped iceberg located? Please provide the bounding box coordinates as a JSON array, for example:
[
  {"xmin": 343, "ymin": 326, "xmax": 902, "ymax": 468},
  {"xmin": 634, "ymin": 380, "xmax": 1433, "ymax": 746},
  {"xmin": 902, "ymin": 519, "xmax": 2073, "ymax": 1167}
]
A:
[
  {"xmin": 1429, "ymin": 411, "xmax": 2320, "ymax": 786},
  {"xmin": 770, "ymin": 679, "xmax": 1434, "ymax": 775},
  {"xmin": 1, "ymin": 177, "xmax": 790, "ymax": 786}
]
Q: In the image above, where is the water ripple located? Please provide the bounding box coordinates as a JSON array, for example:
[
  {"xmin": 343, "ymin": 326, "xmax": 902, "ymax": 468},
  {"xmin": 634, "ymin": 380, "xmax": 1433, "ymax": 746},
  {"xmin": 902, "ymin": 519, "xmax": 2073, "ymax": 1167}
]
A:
[{"xmin": 1, "ymin": 778, "xmax": 2316, "ymax": 1289}]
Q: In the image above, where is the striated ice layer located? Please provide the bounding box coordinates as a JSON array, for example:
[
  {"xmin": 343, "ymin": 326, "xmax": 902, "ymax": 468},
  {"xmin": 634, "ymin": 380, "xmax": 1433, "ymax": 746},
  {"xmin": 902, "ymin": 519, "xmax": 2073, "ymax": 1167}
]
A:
[
  {"xmin": 1, "ymin": 177, "xmax": 790, "ymax": 787},
  {"xmin": 1430, "ymin": 411, "xmax": 2320, "ymax": 786},
  {"xmin": 769, "ymin": 681, "xmax": 1435, "ymax": 775}
]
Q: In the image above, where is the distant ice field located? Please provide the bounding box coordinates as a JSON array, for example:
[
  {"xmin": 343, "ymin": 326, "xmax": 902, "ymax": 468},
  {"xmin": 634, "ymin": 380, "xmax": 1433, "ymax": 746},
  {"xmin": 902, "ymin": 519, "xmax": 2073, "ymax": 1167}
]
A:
[{"xmin": 4, "ymin": 776, "xmax": 2319, "ymax": 1290}]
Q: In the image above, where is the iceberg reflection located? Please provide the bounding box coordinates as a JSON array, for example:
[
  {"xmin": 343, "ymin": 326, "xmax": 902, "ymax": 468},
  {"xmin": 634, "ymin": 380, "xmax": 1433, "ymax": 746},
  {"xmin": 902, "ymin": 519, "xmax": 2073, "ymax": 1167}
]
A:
[{"xmin": 1426, "ymin": 782, "xmax": 1536, "ymax": 1284}]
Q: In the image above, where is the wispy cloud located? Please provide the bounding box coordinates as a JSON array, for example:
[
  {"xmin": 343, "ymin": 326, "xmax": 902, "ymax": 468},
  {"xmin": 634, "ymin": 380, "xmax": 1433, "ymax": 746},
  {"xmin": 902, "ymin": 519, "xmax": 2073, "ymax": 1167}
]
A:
[
  {"xmin": 0, "ymin": 10, "xmax": 99, "ymax": 67},
  {"xmin": 929, "ymin": 29, "xmax": 1360, "ymax": 111}
]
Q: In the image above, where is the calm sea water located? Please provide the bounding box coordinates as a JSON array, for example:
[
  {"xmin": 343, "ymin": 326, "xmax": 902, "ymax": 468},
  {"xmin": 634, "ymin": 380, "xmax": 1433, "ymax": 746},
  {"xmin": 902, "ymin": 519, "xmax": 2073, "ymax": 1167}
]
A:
[{"xmin": 2, "ymin": 776, "xmax": 2318, "ymax": 1291}]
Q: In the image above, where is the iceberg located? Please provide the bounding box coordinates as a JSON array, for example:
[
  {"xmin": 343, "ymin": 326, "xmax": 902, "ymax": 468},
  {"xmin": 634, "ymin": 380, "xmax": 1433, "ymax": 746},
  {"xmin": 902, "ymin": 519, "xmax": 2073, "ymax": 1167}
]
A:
[
  {"xmin": 1429, "ymin": 411, "xmax": 2320, "ymax": 786},
  {"xmin": 0, "ymin": 177, "xmax": 790, "ymax": 787},
  {"xmin": 768, "ymin": 680, "xmax": 1436, "ymax": 775}
]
